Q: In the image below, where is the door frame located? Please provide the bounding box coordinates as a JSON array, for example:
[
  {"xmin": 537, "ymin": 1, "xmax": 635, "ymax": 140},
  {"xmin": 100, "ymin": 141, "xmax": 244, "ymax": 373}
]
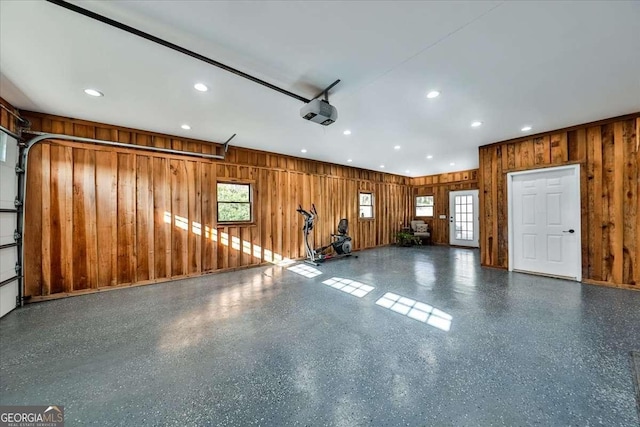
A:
[
  {"xmin": 507, "ymin": 164, "xmax": 582, "ymax": 281},
  {"xmin": 449, "ymin": 189, "xmax": 479, "ymax": 248}
]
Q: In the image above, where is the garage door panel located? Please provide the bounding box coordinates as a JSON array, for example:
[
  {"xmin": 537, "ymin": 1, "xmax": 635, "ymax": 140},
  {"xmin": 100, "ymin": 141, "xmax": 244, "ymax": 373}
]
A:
[
  {"xmin": 0, "ymin": 212, "xmax": 17, "ymax": 246},
  {"xmin": 0, "ymin": 246, "xmax": 18, "ymax": 283},
  {"xmin": 0, "ymin": 133, "xmax": 18, "ymax": 209},
  {"xmin": 0, "ymin": 131, "xmax": 19, "ymax": 317}
]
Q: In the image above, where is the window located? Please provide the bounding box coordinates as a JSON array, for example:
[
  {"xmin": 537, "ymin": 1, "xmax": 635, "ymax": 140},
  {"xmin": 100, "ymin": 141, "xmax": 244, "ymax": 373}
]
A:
[
  {"xmin": 217, "ymin": 182, "xmax": 252, "ymax": 222},
  {"xmin": 359, "ymin": 192, "xmax": 374, "ymax": 218},
  {"xmin": 416, "ymin": 195, "xmax": 434, "ymax": 217}
]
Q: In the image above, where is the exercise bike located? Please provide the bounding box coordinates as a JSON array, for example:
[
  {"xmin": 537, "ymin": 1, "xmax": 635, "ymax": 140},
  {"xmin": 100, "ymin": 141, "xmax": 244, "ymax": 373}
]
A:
[{"xmin": 296, "ymin": 204, "xmax": 357, "ymax": 266}]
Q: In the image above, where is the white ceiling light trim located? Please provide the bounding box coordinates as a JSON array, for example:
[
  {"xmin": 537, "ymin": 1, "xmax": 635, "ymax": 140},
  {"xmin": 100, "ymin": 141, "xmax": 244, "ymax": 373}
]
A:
[
  {"xmin": 181, "ymin": 124, "xmax": 191, "ymax": 130},
  {"xmin": 426, "ymin": 90, "xmax": 440, "ymax": 99},
  {"xmin": 471, "ymin": 121, "xmax": 483, "ymax": 127},
  {"xmin": 521, "ymin": 126, "xmax": 532, "ymax": 132},
  {"xmin": 194, "ymin": 83, "xmax": 208, "ymax": 92},
  {"xmin": 84, "ymin": 88, "xmax": 103, "ymax": 97},
  {"xmin": 343, "ymin": 130, "xmax": 351, "ymax": 135}
]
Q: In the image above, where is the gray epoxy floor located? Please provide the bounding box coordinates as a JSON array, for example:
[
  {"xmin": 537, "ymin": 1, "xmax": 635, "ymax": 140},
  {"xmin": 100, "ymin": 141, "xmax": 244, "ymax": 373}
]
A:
[{"xmin": 1, "ymin": 246, "xmax": 639, "ymax": 426}]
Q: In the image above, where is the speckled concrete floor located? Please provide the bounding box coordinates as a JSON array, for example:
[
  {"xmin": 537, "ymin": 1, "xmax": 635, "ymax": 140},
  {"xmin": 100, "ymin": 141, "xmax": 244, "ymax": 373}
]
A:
[{"xmin": 1, "ymin": 246, "xmax": 639, "ymax": 426}]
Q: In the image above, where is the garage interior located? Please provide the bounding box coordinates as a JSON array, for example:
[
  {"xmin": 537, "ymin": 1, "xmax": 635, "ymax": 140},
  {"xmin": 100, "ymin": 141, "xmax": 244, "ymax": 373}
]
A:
[{"xmin": 1, "ymin": 1, "xmax": 639, "ymax": 426}]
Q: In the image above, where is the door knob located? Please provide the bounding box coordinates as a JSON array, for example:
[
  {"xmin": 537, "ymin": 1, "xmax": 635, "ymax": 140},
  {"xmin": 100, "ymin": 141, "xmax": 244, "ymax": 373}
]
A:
[{"xmin": 562, "ymin": 229, "xmax": 575, "ymax": 233}]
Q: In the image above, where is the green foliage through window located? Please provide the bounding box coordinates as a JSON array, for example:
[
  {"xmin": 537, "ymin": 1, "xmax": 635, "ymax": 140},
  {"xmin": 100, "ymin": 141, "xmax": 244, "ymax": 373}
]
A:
[
  {"xmin": 416, "ymin": 195, "xmax": 434, "ymax": 217},
  {"xmin": 217, "ymin": 183, "xmax": 252, "ymax": 222}
]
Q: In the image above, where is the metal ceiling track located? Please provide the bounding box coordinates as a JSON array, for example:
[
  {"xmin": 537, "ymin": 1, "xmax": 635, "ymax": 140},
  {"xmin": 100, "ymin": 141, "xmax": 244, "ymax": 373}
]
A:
[{"xmin": 45, "ymin": 0, "xmax": 340, "ymax": 104}]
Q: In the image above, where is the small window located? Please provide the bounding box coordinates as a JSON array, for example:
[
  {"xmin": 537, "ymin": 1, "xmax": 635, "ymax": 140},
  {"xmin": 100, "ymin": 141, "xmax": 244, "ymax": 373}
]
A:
[
  {"xmin": 217, "ymin": 182, "xmax": 252, "ymax": 222},
  {"xmin": 416, "ymin": 195, "xmax": 434, "ymax": 217},
  {"xmin": 359, "ymin": 192, "xmax": 374, "ymax": 218}
]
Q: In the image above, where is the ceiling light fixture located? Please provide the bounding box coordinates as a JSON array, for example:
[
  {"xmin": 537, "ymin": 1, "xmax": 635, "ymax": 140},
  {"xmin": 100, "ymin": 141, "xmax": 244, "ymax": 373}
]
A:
[
  {"xmin": 394, "ymin": 145, "xmax": 401, "ymax": 150},
  {"xmin": 471, "ymin": 121, "xmax": 483, "ymax": 127},
  {"xmin": 181, "ymin": 124, "xmax": 191, "ymax": 130},
  {"xmin": 426, "ymin": 155, "xmax": 433, "ymax": 159},
  {"xmin": 347, "ymin": 159, "xmax": 353, "ymax": 163},
  {"xmin": 343, "ymin": 130, "xmax": 351, "ymax": 135},
  {"xmin": 450, "ymin": 162, "xmax": 455, "ymax": 166},
  {"xmin": 301, "ymin": 149, "xmax": 307, "ymax": 153},
  {"xmin": 194, "ymin": 83, "xmax": 208, "ymax": 92},
  {"xmin": 84, "ymin": 88, "xmax": 103, "ymax": 97},
  {"xmin": 405, "ymin": 170, "xmax": 410, "ymax": 174},
  {"xmin": 521, "ymin": 126, "xmax": 532, "ymax": 132},
  {"xmin": 380, "ymin": 165, "xmax": 385, "ymax": 168},
  {"xmin": 426, "ymin": 90, "xmax": 440, "ymax": 99}
]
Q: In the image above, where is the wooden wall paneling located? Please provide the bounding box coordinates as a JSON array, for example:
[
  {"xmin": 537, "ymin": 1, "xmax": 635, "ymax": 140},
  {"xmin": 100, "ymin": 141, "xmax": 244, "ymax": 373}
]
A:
[
  {"xmin": 201, "ymin": 162, "xmax": 215, "ymax": 272},
  {"xmin": 610, "ymin": 123, "xmax": 624, "ymax": 284},
  {"xmin": 24, "ymin": 144, "xmax": 43, "ymax": 297},
  {"xmin": 72, "ymin": 148, "xmax": 98, "ymax": 290},
  {"xmin": 533, "ymin": 136, "xmax": 551, "ymax": 165},
  {"xmin": 136, "ymin": 155, "xmax": 154, "ymax": 282},
  {"xmin": 186, "ymin": 161, "xmax": 201, "ymax": 274},
  {"xmin": 152, "ymin": 157, "xmax": 171, "ymax": 279},
  {"xmin": 95, "ymin": 150, "xmax": 118, "ymax": 287},
  {"xmin": 601, "ymin": 124, "xmax": 615, "ymax": 281},
  {"xmin": 551, "ymin": 133, "xmax": 569, "ymax": 164},
  {"xmin": 49, "ymin": 145, "xmax": 74, "ymax": 293},
  {"xmin": 117, "ymin": 153, "xmax": 136, "ymax": 284},
  {"xmin": 170, "ymin": 159, "xmax": 188, "ymax": 276},
  {"xmin": 478, "ymin": 113, "xmax": 640, "ymax": 288},
  {"xmin": 622, "ymin": 119, "xmax": 638, "ymax": 285},
  {"xmin": 587, "ymin": 126, "xmax": 603, "ymax": 280},
  {"xmin": 636, "ymin": 118, "xmax": 640, "ymax": 286}
]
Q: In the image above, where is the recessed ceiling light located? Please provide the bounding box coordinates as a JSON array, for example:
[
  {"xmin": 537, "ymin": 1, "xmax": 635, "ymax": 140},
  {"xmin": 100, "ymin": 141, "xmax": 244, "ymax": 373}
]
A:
[
  {"xmin": 301, "ymin": 149, "xmax": 307, "ymax": 153},
  {"xmin": 394, "ymin": 145, "xmax": 401, "ymax": 150},
  {"xmin": 426, "ymin": 155, "xmax": 433, "ymax": 159},
  {"xmin": 194, "ymin": 83, "xmax": 208, "ymax": 92},
  {"xmin": 84, "ymin": 88, "xmax": 103, "ymax": 97},
  {"xmin": 343, "ymin": 130, "xmax": 352, "ymax": 135},
  {"xmin": 405, "ymin": 170, "xmax": 410, "ymax": 174},
  {"xmin": 181, "ymin": 124, "xmax": 191, "ymax": 130},
  {"xmin": 471, "ymin": 121, "xmax": 483, "ymax": 127},
  {"xmin": 426, "ymin": 90, "xmax": 440, "ymax": 99},
  {"xmin": 347, "ymin": 159, "xmax": 353, "ymax": 163},
  {"xmin": 521, "ymin": 126, "xmax": 532, "ymax": 132},
  {"xmin": 380, "ymin": 164, "xmax": 385, "ymax": 168},
  {"xmin": 450, "ymin": 162, "xmax": 455, "ymax": 166}
]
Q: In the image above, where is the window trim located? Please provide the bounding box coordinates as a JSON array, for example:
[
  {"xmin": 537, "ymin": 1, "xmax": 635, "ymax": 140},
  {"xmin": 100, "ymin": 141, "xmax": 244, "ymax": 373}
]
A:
[
  {"xmin": 216, "ymin": 181, "xmax": 254, "ymax": 224},
  {"xmin": 359, "ymin": 191, "xmax": 375, "ymax": 220},
  {"xmin": 415, "ymin": 195, "xmax": 434, "ymax": 218}
]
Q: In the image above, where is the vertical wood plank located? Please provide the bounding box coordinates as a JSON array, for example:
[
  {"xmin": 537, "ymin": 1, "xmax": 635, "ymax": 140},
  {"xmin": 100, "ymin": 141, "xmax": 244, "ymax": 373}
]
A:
[
  {"xmin": 96, "ymin": 151, "xmax": 118, "ymax": 286},
  {"xmin": 117, "ymin": 153, "xmax": 135, "ymax": 284}
]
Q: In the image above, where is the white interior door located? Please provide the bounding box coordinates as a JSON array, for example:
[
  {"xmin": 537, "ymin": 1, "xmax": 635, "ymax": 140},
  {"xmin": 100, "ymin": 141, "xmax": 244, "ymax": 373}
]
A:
[
  {"xmin": 449, "ymin": 190, "xmax": 479, "ymax": 247},
  {"xmin": 0, "ymin": 131, "xmax": 20, "ymax": 317},
  {"xmin": 508, "ymin": 165, "xmax": 581, "ymax": 281}
]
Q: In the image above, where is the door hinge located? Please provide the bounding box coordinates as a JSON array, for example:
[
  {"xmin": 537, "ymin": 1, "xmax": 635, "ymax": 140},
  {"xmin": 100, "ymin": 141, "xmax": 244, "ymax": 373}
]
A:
[{"xmin": 14, "ymin": 230, "xmax": 21, "ymax": 242}]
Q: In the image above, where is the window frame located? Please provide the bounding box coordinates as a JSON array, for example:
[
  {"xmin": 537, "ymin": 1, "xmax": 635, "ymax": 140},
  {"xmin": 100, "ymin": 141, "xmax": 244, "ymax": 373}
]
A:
[
  {"xmin": 216, "ymin": 181, "xmax": 254, "ymax": 224},
  {"xmin": 415, "ymin": 195, "xmax": 434, "ymax": 218},
  {"xmin": 359, "ymin": 191, "xmax": 375, "ymax": 220}
]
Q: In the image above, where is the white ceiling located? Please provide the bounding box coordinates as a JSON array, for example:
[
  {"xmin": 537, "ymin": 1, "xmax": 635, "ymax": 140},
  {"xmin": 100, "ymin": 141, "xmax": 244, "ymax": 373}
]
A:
[{"xmin": 1, "ymin": 1, "xmax": 639, "ymax": 176}]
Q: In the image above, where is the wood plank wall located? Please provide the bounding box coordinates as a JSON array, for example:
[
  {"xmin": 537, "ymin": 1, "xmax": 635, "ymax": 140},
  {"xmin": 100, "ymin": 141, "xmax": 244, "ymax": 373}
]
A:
[
  {"xmin": 478, "ymin": 113, "xmax": 640, "ymax": 289},
  {"xmin": 410, "ymin": 169, "xmax": 479, "ymax": 245},
  {"xmin": 0, "ymin": 97, "xmax": 19, "ymax": 132},
  {"xmin": 21, "ymin": 112, "xmax": 412, "ymax": 300}
]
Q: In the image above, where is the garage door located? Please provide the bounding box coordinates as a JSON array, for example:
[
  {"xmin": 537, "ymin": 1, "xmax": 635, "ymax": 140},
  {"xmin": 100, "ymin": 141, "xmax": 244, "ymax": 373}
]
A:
[{"xmin": 0, "ymin": 131, "xmax": 20, "ymax": 317}]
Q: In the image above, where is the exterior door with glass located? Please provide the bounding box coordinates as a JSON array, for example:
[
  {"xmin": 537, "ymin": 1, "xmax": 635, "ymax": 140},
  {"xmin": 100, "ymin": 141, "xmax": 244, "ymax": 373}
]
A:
[{"xmin": 449, "ymin": 190, "xmax": 479, "ymax": 247}]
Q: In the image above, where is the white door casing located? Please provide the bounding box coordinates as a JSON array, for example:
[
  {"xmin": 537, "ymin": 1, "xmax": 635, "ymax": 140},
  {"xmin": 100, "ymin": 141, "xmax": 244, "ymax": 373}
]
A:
[
  {"xmin": 508, "ymin": 165, "xmax": 581, "ymax": 281},
  {"xmin": 449, "ymin": 189, "xmax": 479, "ymax": 247}
]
